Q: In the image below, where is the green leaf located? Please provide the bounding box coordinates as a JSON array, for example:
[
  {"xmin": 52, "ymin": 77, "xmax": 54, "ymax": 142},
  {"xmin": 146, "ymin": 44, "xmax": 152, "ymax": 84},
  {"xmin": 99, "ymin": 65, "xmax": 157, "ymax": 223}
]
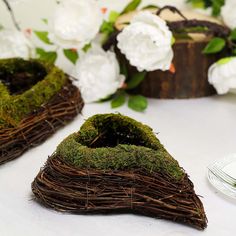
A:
[
  {"xmin": 111, "ymin": 93, "xmax": 126, "ymax": 108},
  {"xmin": 184, "ymin": 26, "xmax": 208, "ymax": 33},
  {"xmin": 82, "ymin": 43, "xmax": 92, "ymax": 53},
  {"xmin": 127, "ymin": 71, "xmax": 146, "ymax": 90},
  {"xmin": 188, "ymin": 0, "xmax": 205, "ymax": 9},
  {"xmin": 142, "ymin": 5, "xmax": 159, "ymax": 10},
  {"xmin": 109, "ymin": 11, "xmax": 120, "ymax": 23},
  {"xmin": 36, "ymin": 48, "xmax": 57, "ymax": 64},
  {"xmin": 212, "ymin": 0, "xmax": 225, "ymax": 16},
  {"xmin": 173, "ymin": 33, "xmax": 192, "ymax": 40},
  {"xmin": 203, "ymin": 37, "xmax": 226, "ymax": 54},
  {"xmin": 63, "ymin": 49, "xmax": 79, "ymax": 64},
  {"xmin": 0, "ymin": 24, "xmax": 3, "ymax": 31},
  {"xmin": 171, "ymin": 36, "xmax": 176, "ymax": 45},
  {"xmin": 230, "ymin": 29, "xmax": 236, "ymax": 41},
  {"xmin": 34, "ymin": 31, "xmax": 52, "ymax": 45},
  {"xmin": 121, "ymin": 0, "xmax": 142, "ymax": 14},
  {"xmin": 120, "ymin": 61, "xmax": 128, "ymax": 78},
  {"xmin": 98, "ymin": 94, "xmax": 113, "ymax": 103},
  {"xmin": 100, "ymin": 20, "xmax": 114, "ymax": 34},
  {"xmin": 217, "ymin": 57, "xmax": 233, "ymax": 65},
  {"xmin": 128, "ymin": 95, "xmax": 148, "ymax": 112},
  {"xmin": 42, "ymin": 18, "xmax": 48, "ymax": 24},
  {"xmin": 233, "ymin": 49, "xmax": 236, "ymax": 55}
]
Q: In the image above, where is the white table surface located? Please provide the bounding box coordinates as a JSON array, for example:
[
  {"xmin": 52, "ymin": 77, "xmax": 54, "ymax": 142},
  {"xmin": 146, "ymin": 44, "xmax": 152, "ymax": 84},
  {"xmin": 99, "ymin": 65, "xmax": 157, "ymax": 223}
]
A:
[{"xmin": 0, "ymin": 94, "xmax": 236, "ymax": 236}]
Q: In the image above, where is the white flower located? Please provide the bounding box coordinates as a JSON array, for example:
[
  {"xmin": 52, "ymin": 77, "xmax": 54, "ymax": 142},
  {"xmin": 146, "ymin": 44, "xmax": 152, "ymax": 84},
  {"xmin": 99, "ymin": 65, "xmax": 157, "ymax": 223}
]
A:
[
  {"xmin": 221, "ymin": 0, "xmax": 236, "ymax": 29},
  {"xmin": 49, "ymin": 0, "xmax": 103, "ymax": 49},
  {"xmin": 208, "ymin": 57, "xmax": 236, "ymax": 94},
  {"xmin": 73, "ymin": 46, "xmax": 125, "ymax": 103},
  {"xmin": 0, "ymin": 29, "xmax": 34, "ymax": 59},
  {"xmin": 117, "ymin": 11, "xmax": 173, "ymax": 72}
]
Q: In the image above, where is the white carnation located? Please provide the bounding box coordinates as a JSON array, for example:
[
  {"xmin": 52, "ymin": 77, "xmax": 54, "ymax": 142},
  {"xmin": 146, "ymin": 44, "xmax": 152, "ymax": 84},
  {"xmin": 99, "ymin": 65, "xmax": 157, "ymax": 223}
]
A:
[
  {"xmin": 117, "ymin": 11, "xmax": 173, "ymax": 72},
  {"xmin": 49, "ymin": 0, "xmax": 103, "ymax": 49},
  {"xmin": 208, "ymin": 57, "xmax": 236, "ymax": 94},
  {"xmin": 73, "ymin": 46, "xmax": 125, "ymax": 103},
  {"xmin": 0, "ymin": 29, "xmax": 34, "ymax": 59},
  {"xmin": 221, "ymin": 0, "xmax": 236, "ymax": 29}
]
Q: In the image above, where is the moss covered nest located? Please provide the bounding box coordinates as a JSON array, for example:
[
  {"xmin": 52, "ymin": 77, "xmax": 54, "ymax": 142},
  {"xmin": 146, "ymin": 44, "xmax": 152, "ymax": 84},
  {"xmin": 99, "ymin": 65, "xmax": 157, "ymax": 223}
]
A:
[
  {"xmin": 56, "ymin": 114, "xmax": 184, "ymax": 180},
  {"xmin": 0, "ymin": 58, "xmax": 67, "ymax": 128}
]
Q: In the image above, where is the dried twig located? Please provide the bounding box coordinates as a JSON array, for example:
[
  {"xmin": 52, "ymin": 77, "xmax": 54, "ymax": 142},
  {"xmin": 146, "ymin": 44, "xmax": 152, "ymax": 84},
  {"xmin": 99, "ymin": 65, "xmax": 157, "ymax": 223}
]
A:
[
  {"xmin": 32, "ymin": 155, "xmax": 207, "ymax": 230},
  {"xmin": 168, "ymin": 20, "xmax": 230, "ymax": 38},
  {"xmin": 156, "ymin": 5, "xmax": 188, "ymax": 20},
  {"xmin": 2, "ymin": 0, "xmax": 21, "ymax": 30},
  {"xmin": 0, "ymin": 81, "xmax": 84, "ymax": 165}
]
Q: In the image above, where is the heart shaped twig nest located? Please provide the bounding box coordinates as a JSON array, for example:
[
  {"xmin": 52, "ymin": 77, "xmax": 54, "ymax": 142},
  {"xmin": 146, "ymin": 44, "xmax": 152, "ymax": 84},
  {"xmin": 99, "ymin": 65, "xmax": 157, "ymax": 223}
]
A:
[
  {"xmin": 0, "ymin": 58, "xmax": 84, "ymax": 164},
  {"xmin": 32, "ymin": 114, "xmax": 207, "ymax": 230}
]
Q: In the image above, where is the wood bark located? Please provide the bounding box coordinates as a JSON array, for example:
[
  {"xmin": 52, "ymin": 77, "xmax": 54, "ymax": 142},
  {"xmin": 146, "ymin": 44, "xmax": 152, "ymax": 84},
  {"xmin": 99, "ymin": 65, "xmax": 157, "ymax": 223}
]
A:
[{"xmin": 122, "ymin": 40, "xmax": 227, "ymax": 99}]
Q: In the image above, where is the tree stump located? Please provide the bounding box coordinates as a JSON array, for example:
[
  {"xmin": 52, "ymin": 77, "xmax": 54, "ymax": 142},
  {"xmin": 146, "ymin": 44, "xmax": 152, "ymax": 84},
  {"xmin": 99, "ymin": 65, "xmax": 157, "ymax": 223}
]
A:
[
  {"xmin": 114, "ymin": 9, "xmax": 229, "ymax": 99},
  {"xmin": 129, "ymin": 40, "xmax": 226, "ymax": 99}
]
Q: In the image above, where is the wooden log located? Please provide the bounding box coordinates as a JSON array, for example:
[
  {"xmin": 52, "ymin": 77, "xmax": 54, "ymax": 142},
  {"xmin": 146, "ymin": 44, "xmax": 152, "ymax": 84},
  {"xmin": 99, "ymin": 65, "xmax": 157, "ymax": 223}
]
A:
[
  {"xmin": 121, "ymin": 40, "xmax": 227, "ymax": 99},
  {"xmin": 114, "ymin": 8, "xmax": 229, "ymax": 99}
]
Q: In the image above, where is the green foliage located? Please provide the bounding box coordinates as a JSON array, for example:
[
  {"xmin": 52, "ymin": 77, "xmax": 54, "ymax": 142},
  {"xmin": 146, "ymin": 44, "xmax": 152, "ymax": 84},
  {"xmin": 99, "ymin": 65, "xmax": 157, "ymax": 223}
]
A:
[
  {"xmin": 56, "ymin": 114, "xmax": 184, "ymax": 180},
  {"xmin": 128, "ymin": 95, "xmax": 148, "ymax": 112},
  {"xmin": 63, "ymin": 49, "xmax": 79, "ymax": 64},
  {"xmin": 36, "ymin": 48, "xmax": 57, "ymax": 64},
  {"xmin": 187, "ymin": 0, "xmax": 225, "ymax": 16},
  {"xmin": 173, "ymin": 33, "xmax": 192, "ymax": 40},
  {"xmin": 121, "ymin": 0, "xmax": 142, "ymax": 14},
  {"xmin": 230, "ymin": 29, "xmax": 236, "ymax": 41},
  {"xmin": 127, "ymin": 71, "xmax": 147, "ymax": 90},
  {"xmin": 172, "ymin": 26, "xmax": 208, "ymax": 41},
  {"xmin": 188, "ymin": 0, "xmax": 205, "ymax": 8},
  {"xmin": 217, "ymin": 57, "xmax": 232, "ymax": 65},
  {"xmin": 0, "ymin": 58, "xmax": 67, "ymax": 127},
  {"xmin": 203, "ymin": 37, "xmax": 226, "ymax": 54},
  {"xmin": 82, "ymin": 43, "xmax": 92, "ymax": 53},
  {"xmin": 120, "ymin": 62, "xmax": 128, "ymax": 78},
  {"xmin": 109, "ymin": 11, "xmax": 120, "ymax": 23},
  {"xmin": 184, "ymin": 26, "xmax": 208, "ymax": 33},
  {"xmin": 34, "ymin": 31, "xmax": 52, "ymax": 45},
  {"xmin": 100, "ymin": 10, "xmax": 121, "ymax": 37},
  {"xmin": 171, "ymin": 36, "xmax": 176, "ymax": 45},
  {"xmin": 41, "ymin": 18, "xmax": 48, "ymax": 24},
  {"xmin": 111, "ymin": 92, "xmax": 126, "ymax": 108},
  {"xmin": 142, "ymin": 5, "xmax": 159, "ymax": 10},
  {"xmin": 212, "ymin": 0, "xmax": 225, "ymax": 16},
  {"xmin": 100, "ymin": 20, "xmax": 115, "ymax": 35}
]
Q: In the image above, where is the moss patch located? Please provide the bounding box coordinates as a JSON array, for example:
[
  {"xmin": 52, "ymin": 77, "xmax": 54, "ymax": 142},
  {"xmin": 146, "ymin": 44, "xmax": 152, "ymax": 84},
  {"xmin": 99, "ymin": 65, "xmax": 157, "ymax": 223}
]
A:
[
  {"xmin": 0, "ymin": 58, "xmax": 67, "ymax": 128},
  {"xmin": 56, "ymin": 114, "xmax": 184, "ymax": 180}
]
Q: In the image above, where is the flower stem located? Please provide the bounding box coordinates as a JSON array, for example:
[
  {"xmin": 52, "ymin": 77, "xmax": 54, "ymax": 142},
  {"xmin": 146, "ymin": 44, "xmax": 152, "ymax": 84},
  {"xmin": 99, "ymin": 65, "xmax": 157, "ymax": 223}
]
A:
[{"xmin": 2, "ymin": 0, "xmax": 20, "ymax": 30}]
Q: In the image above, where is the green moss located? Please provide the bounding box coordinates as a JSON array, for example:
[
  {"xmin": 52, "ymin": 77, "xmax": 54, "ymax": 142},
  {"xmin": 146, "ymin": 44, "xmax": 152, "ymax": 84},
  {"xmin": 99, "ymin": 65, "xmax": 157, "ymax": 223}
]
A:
[
  {"xmin": 0, "ymin": 58, "xmax": 67, "ymax": 127},
  {"xmin": 56, "ymin": 114, "xmax": 184, "ymax": 180}
]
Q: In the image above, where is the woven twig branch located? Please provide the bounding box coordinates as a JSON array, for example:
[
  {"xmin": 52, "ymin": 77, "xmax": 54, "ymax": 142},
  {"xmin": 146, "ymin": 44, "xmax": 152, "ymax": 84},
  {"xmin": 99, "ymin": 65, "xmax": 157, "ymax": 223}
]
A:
[
  {"xmin": 2, "ymin": 0, "xmax": 20, "ymax": 30},
  {"xmin": 0, "ymin": 81, "xmax": 84, "ymax": 165},
  {"xmin": 32, "ymin": 156, "xmax": 207, "ymax": 230},
  {"xmin": 32, "ymin": 114, "xmax": 207, "ymax": 230}
]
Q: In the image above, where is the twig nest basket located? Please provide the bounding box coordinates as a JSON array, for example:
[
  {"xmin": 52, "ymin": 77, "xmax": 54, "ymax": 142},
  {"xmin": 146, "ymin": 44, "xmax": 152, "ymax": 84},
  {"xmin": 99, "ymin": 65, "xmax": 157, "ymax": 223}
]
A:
[
  {"xmin": 113, "ymin": 8, "xmax": 230, "ymax": 98},
  {"xmin": 32, "ymin": 114, "xmax": 207, "ymax": 230},
  {"xmin": 0, "ymin": 58, "xmax": 84, "ymax": 164}
]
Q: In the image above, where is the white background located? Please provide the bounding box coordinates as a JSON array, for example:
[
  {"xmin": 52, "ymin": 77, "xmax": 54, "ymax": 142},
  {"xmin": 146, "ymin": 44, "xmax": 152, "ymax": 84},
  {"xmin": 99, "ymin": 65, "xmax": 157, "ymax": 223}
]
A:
[
  {"xmin": 0, "ymin": 1, "xmax": 236, "ymax": 236},
  {"xmin": 0, "ymin": 0, "xmax": 187, "ymax": 29}
]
